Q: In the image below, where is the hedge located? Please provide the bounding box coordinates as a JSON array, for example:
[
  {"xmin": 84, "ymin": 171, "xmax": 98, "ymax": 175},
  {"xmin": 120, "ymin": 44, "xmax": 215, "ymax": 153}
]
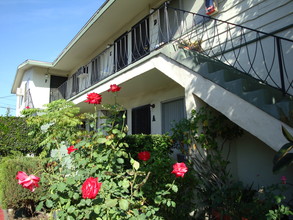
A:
[
  {"xmin": 123, "ymin": 134, "xmax": 173, "ymax": 157},
  {"xmin": 0, "ymin": 156, "xmax": 46, "ymax": 214},
  {"xmin": 0, "ymin": 116, "xmax": 39, "ymax": 156}
]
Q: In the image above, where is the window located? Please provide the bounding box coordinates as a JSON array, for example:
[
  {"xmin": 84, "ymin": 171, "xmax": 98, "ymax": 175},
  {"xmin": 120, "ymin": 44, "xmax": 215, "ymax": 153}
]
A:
[{"xmin": 162, "ymin": 98, "xmax": 185, "ymax": 135}]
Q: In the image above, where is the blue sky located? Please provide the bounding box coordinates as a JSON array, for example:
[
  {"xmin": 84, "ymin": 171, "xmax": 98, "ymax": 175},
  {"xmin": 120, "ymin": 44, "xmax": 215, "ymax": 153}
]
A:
[{"xmin": 0, "ymin": 0, "xmax": 105, "ymax": 116}]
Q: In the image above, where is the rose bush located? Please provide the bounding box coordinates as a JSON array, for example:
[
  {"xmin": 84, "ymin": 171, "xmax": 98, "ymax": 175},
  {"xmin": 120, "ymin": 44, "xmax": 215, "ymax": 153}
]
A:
[{"xmin": 22, "ymin": 84, "xmax": 195, "ymax": 219}]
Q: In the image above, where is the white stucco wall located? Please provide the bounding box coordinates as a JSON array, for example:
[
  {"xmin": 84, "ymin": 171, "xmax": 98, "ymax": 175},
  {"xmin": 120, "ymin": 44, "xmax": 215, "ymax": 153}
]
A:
[
  {"xmin": 15, "ymin": 67, "xmax": 51, "ymax": 116},
  {"xmin": 233, "ymin": 130, "xmax": 293, "ymax": 187},
  {"xmin": 123, "ymin": 85, "xmax": 185, "ymax": 135},
  {"xmin": 189, "ymin": 87, "xmax": 293, "ymax": 192},
  {"xmin": 15, "ymin": 69, "xmax": 33, "ymax": 116}
]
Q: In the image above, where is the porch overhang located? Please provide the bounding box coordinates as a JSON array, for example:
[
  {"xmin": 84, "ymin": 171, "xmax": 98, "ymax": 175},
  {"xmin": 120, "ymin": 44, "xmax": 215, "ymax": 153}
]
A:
[{"xmin": 74, "ymin": 52, "xmax": 292, "ymax": 152}]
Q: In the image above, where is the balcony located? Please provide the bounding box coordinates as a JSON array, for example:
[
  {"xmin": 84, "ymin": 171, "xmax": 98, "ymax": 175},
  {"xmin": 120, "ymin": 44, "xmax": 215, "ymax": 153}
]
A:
[{"xmin": 50, "ymin": 4, "xmax": 293, "ymax": 102}]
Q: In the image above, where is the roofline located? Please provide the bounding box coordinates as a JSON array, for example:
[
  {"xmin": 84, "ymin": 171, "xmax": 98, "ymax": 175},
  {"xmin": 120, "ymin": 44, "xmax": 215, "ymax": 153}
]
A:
[
  {"xmin": 52, "ymin": 0, "xmax": 114, "ymax": 66},
  {"xmin": 11, "ymin": 60, "xmax": 53, "ymax": 94}
]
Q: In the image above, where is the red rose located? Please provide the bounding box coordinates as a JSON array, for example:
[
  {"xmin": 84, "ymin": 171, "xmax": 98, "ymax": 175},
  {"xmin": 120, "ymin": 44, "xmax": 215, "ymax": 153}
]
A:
[
  {"xmin": 16, "ymin": 171, "xmax": 40, "ymax": 192},
  {"xmin": 81, "ymin": 177, "xmax": 102, "ymax": 199},
  {"xmin": 171, "ymin": 162, "xmax": 188, "ymax": 178},
  {"xmin": 108, "ymin": 84, "xmax": 121, "ymax": 92},
  {"xmin": 84, "ymin": 92, "xmax": 102, "ymax": 104},
  {"xmin": 138, "ymin": 151, "xmax": 151, "ymax": 161},
  {"xmin": 67, "ymin": 145, "xmax": 78, "ymax": 154}
]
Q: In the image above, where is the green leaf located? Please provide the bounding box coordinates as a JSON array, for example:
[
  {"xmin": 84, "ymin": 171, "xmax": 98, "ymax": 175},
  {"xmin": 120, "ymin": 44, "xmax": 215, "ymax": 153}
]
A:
[
  {"xmin": 273, "ymin": 152, "xmax": 293, "ymax": 173},
  {"xmin": 97, "ymin": 138, "xmax": 107, "ymax": 144},
  {"xmin": 105, "ymin": 199, "xmax": 118, "ymax": 207},
  {"xmin": 154, "ymin": 196, "xmax": 162, "ymax": 204},
  {"xmin": 94, "ymin": 205, "xmax": 101, "ymax": 214},
  {"xmin": 117, "ymin": 158, "xmax": 124, "ymax": 164},
  {"xmin": 106, "ymin": 140, "xmax": 113, "ymax": 145},
  {"xmin": 36, "ymin": 201, "xmax": 43, "ymax": 212},
  {"xmin": 112, "ymin": 129, "xmax": 119, "ymax": 134},
  {"xmin": 119, "ymin": 199, "xmax": 129, "ymax": 210},
  {"xmin": 67, "ymin": 206, "xmax": 75, "ymax": 214},
  {"xmin": 57, "ymin": 182, "xmax": 67, "ymax": 192},
  {"xmin": 46, "ymin": 200, "xmax": 53, "ymax": 208},
  {"xmin": 66, "ymin": 177, "xmax": 75, "ymax": 185},
  {"xmin": 73, "ymin": 193, "xmax": 79, "ymax": 200},
  {"xmin": 274, "ymin": 142, "xmax": 293, "ymax": 165},
  {"xmin": 282, "ymin": 126, "xmax": 293, "ymax": 142},
  {"xmin": 121, "ymin": 179, "xmax": 130, "ymax": 189},
  {"xmin": 171, "ymin": 184, "xmax": 178, "ymax": 193},
  {"xmin": 86, "ymin": 199, "xmax": 92, "ymax": 206},
  {"xmin": 131, "ymin": 158, "xmax": 140, "ymax": 170}
]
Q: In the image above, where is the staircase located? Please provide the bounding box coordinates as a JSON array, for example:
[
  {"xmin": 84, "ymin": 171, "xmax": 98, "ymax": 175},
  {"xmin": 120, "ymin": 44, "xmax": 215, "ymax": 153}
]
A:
[{"xmin": 173, "ymin": 48, "xmax": 293, "ymax": 127}]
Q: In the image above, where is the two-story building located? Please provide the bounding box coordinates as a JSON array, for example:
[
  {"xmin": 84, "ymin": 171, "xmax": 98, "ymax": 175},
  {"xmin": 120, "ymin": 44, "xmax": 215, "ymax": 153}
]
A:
[{"xmin": 11, "ymin": 0, "xmax": 293, "ymax": 187}]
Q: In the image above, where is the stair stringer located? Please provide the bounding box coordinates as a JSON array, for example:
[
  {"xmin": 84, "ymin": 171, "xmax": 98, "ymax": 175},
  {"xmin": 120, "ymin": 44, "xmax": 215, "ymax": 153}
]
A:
[{"xmin": 152, "ymin": 53, "xmax": 293, "ymax": 152}]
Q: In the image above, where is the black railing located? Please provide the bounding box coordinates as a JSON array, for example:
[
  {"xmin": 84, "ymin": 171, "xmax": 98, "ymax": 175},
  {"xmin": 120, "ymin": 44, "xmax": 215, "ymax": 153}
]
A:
[
  {"xmin": 51, "ymin": 4, "xmax": 293, "ymax": 101},
  {"xmin": 168, "ymin": 6, "xmax": 293, "ymax": 96}
]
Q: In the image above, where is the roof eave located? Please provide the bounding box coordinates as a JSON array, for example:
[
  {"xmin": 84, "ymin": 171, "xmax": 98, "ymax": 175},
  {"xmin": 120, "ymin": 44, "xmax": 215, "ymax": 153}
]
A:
[{"xmin": 11, "ymin": 60, "xmax": 53, "ymax": 94}]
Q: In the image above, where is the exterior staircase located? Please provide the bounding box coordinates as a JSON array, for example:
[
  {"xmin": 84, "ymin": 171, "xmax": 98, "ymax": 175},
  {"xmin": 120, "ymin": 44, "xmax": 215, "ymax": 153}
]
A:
[{"xmin": 173, "ymin": 48, "xmax": 293, "ymax": 127}]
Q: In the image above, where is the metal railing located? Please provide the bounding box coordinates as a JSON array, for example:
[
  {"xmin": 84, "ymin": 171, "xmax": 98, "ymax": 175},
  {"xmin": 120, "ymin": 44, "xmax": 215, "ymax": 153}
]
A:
[
  {"xmin": 169, "ymin": 6, "xmax": 293, "ymax": 96},
  {"xmin": 51, "ymin": 3, "xmax": 293, "ymax": 101}
]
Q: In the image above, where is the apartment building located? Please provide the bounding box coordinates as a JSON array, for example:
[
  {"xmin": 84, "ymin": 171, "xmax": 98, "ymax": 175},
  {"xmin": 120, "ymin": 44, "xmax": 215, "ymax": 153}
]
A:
[{"xmin": 11, "ymin": 0, "xmax": 293, "ymax": 186}]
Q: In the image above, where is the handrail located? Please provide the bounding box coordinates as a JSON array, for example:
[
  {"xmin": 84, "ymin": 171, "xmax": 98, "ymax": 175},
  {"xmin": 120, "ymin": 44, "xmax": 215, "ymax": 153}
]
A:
[
  {"xmin": 51, "ymin": 4, "xmax": 293, "ymax": 102},
  {"xmin": 166, "ymin": 5, "xmax": 292, "ymax": 96},
  {"xmin": 167, "ymin": 6, "xmax": 293, "ymax": 42}
]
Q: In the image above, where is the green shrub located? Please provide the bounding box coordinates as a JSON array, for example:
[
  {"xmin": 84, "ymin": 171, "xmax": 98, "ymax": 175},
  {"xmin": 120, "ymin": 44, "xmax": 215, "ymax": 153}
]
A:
[
  {"xmin": 0, "ymin": 116, "xmax": 39, "ymax": 156},
  {"xmin": 125, "ymin": 134, "xmax": 196, "ymax": 219},
  {"xmin": 22, "ymin": 99, "xmax": 83, "ymax": 156},
  {"xmin": 33, "ymin": 95, "xmax": 196, "ymax": 219},
  {"xmin": 0, "ymin": 156, "xmax": 46, "ymax": 215}
]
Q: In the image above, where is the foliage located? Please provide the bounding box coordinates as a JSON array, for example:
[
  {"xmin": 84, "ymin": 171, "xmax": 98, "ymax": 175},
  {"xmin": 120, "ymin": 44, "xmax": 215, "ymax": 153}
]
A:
[
  {"xmin": 0, "ymin": 156, "xmax": 46, "ymax": 215},
  {"xmin": 171, "ymin": 106, "xmax": 293, "ymax": 219},
  {"xmin": 210, "ymin": 182, "xmax": 292, "ymax": 219},
  {"xmin": 123, "ymin": 134, "xmax": 173, "ymax": 158},
  {"xmin": 0, "ymin": 116, "xmax": 39, "ymax": 157},
  {"xmin": 21, "ymin": 99, "xmax": 84, "ymax": 156},
  {"xmin": 31, "ymin": 90, "xmax": 195, "ymax": 219},
  {"xmin": 124, "ymin": 134, "xmax": 196, "ymax": 219},
  {"xmin": 171, "ymin": 106, "xmax": 244, "ymax": 217},
  {"xmin": 273, "ymin": 126, "xmax": 293, "ymax": 173},
  {"xmin": 266, "ymin": 194, "xmax": 293, "ymax": 220}
]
